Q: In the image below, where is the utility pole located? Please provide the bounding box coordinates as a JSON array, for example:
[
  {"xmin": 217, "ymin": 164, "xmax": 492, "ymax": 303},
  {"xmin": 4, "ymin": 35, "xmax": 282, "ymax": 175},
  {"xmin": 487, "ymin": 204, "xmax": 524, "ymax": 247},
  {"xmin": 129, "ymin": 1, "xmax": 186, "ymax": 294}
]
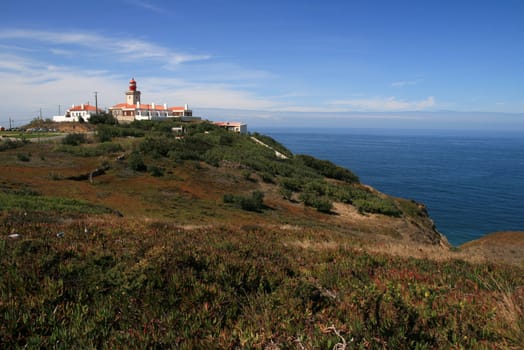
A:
[
  {"xmin": 58, "ymin": 105, "xmax": 61, "ymax": 116},
  {"xmin": 39, "ymin": 108, "xmax": 42, "ymax": 120},
  {"xmin": 94, "ymin": 91, "xmax": 98, "ymax": 115},
  {"xmin": 9, "ymin": 117, "xmax": 12, "ymax": 129}
]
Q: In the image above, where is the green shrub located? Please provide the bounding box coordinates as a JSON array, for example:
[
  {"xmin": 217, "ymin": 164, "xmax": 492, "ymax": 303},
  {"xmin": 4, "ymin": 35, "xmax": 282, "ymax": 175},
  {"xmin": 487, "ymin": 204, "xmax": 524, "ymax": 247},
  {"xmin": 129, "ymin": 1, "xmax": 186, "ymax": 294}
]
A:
[
  {"xmin": 96, "ymin": 142, "xmax": 123, "ymax": 154},
  {"xmin": 17, "ymin": 153, "xmax": 30, "ymax": 162},
  {"xmin": 296, "ymin": 154, "xmax": 359, "ymax": 183},
  {"xmin": 139, "ymin": 136, "xmax": 176, "ymax": 157},
  {"xmin": 313, "ymin": 197, "xmax": 333, "ymax": 213},
  {"xmin": 56, "ymin": 142, "xmax": 122, "ymax": 157},
  {"xmin": 219, "ymin": 134, "xmax": 234, "ymax": 146},
  {"xmin": 260, "ymin": 172, "xmax": 275, "ymax": 184},
  {"xmin": 223, "ymin": 191, "xmax": 265, "ymax": 212},
  {"xmin": 96, "ymin": 124, "xmax": 145, "ymax": 139},
  {"xmin": 280, "ymin": 187, "xmax": 293, "ymax": 200},
  {"xmin": 242, "ymin": 170, "xmax": 256, "ymax": 182},
  {"xmin": 280, "ymin": 177, "xmax": 304, "ymax": 192},
  {"xmin": 240, "ymin": 191, "xmax": 264, "ymax": 212},
  {"xmin": 223, "ymin": 193, "xmax": 236, "ymax": 203},
  {"xmin": 128, "ymin": 152, "xmax": 147, "ymax": 172},
  {"xmin": 89, "ymin": 113, "xmax": 117, "ymax": 125},
  {"xmin": 148, "ymin": 166, "xmax": 164, "ymax": 177},
  {"xmin": 62, "ymin": 133, "xmax": 87, "ymax": 146},
  {"xmin": 303, "ymin": 180, "xmax": 328, "ymax": 196},
  {"xmin": 353, "ymin": 197, "xmax": 402, "ymax": 217},
  {"xmin": 96, "ymin": 126, "xmax": 114, "ymax": 142},
  {"xmin": 0, "ymin": 139, "xmax": 28, "ymax": 152}
]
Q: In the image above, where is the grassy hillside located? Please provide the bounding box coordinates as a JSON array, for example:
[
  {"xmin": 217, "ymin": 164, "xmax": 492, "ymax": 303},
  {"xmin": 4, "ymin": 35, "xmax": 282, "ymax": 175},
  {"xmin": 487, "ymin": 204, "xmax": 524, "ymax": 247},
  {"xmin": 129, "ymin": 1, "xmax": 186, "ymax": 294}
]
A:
[{"xmin": 1, "ymin": 120, "xmax": 523, "ymax": 348}]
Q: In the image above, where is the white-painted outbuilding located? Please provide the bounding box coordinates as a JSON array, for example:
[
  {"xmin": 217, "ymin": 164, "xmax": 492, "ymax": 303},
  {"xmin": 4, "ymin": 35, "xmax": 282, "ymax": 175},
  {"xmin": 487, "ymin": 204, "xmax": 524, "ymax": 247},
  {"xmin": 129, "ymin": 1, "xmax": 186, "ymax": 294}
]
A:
[{"xmin": 53, "ymin": 104, "xmax": 103, "ymax": 122}]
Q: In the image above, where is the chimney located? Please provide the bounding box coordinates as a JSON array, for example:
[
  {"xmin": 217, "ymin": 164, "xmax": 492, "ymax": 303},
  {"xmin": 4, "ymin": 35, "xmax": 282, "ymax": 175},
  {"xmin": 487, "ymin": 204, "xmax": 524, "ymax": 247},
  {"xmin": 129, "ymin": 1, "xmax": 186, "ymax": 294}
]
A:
[
  {"xmin": 184, "ymin": 104, "xmax": 188, "ymax": 110},
  {"xmin": 152, "ymin": 102, "xmax": 155, "ymax": 109},
  {"xmin": 164, "ymin": 103, "xmax": 167, "ymax": 110},
  {"xmin": 81, "ymin": 104, "xmax": 84, "ymax": 109},
  {"xmin": 137, "ymin": 101, "xmax": 140, "ymax": 108}
]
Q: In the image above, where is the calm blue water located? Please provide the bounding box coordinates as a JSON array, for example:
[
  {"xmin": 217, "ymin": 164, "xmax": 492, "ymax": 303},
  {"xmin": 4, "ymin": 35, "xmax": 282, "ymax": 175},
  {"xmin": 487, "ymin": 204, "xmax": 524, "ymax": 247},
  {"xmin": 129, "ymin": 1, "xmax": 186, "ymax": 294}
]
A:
[{"xmin": 257, "ymin": 128, "xmax": 524, "ymax": 246}]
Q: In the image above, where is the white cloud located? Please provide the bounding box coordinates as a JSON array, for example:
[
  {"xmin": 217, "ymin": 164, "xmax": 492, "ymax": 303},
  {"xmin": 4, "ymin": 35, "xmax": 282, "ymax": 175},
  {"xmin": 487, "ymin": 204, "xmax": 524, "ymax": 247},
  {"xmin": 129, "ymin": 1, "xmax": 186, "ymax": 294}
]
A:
[
  {"xmin": 147, "ymin": 84, "xmax": 277, "ymax": 110},
  {"xmin": 330, "ymin": 96, "xmax": 436, "ymax": 112},
  {"xmin": 0, "ymin": 59, "xmax": 122, "ymax": 118},
  {"xmin": 0, "ymin": 28, "xmax": 286, "ymax": 120},
  {"xmin": 0, "ymin": 52, "xmax": 278, "ymax": 122},
  {"xmin": 0, "ymin": 29, "xmax": 210, "ymax": 68},
  {"xmin": 123, "ymin": 0, "xmax": 167, "ymax": 14},
  {"xmin": 0, "ymin": 28, "xmax": 444, "ymax": 123}
]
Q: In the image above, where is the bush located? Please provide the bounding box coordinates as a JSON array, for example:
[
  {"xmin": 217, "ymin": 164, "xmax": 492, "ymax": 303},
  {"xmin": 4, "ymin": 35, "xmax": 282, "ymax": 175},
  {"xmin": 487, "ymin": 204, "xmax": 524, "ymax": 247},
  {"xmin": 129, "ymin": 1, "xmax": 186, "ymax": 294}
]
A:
[
  {"xmin": 89, "ymin": 113, "xmax": 117, "ymax": 125},
  {"xmin": 62, "ymin": 133, "xmax": 87, "ymax": 146},
  {"xmin": 353, "ymin": 197, "xmax": 401, "ymax": 217},
  {"xmin": 17, "ymin": 153, "xmax": 30, "ymax": 162},
  {"xmin": 280, "ymin": 187, "xmax": 293, "ymax": 200},
  {"xmin": 280, "ymin": 177, "xmax": 304, "ymax": 192},
  {"xmin": 219, "ymin": 134, "xmax": 234, "ymax": 146},
  {"xmin": 96, "ymin": 126, "xmax": 114, "ymax": 142},
  {"xmin": 240, "ymin": 193, "xmax": 264, "ymax": 212},
  {"xmin": 223, "ymin": 193, "xmax": 236, "ymax": 203},
  {"xmin": 139, "ymin": 136, "xmax": 176, "ymax": 158},
  {"xmin": 128, "ymin": 152, "xmax": 147, "ymax": 172},
  {"xmin": 260, "ymin": 172, "xmax": 275, "ymax": 184},
  {"xmin": 296, "ymin": 154, "xmax": 359, "ymax": 183},
  {"xmin": 299, "ymin": 192, "xmax": 333, "ymax": 213},
  {"xmin": 303, "ymin": 180, "xmax": 328, "ymax": 196},
  {"xmin": 313, "ymin": 197, "xmax": 333, "ymax": 213},
  {"xmin": 242, "ymin": 170, "xmax": 256, "ymax": 182},
  {"xmin": 0, "ymin": 139, "xmax": 28, "ymax": 152},
  {"xmin": 148, "ymin": 166, "xmax": 164, "ymax": 177},
  {"xmin": 56, "ymin": 142, "xmax": 122, "ymax": 157},
  {"xmin": 223, "ymin": 191, "xmax": 265, "ymax": 212}
]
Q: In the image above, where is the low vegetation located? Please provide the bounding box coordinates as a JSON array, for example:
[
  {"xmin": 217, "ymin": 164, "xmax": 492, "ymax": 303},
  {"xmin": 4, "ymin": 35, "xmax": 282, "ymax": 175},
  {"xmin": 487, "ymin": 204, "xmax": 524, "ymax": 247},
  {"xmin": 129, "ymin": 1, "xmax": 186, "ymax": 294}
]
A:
[
  {"xmin": 0, "ymin": 190, "xmax": 114, "ymax": 216},
  {"xmin": 0, "ymin": 119, "xmax": 522, "ymax": 348},
  {"xmin": 0, "ymin": 139, "xmax": 28, "ymax": 152},
  {"xmin": 1, "ymin": 220, "xmax": 523, "ymax": 349}
]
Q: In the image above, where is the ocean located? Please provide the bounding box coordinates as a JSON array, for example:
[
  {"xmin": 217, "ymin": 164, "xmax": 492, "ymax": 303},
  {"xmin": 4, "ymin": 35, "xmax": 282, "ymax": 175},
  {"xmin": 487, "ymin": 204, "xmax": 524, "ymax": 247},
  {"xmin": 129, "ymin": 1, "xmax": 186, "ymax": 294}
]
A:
[{"xmin": 256, "ymin": 128, "xmax": 524, "ymax": 246}]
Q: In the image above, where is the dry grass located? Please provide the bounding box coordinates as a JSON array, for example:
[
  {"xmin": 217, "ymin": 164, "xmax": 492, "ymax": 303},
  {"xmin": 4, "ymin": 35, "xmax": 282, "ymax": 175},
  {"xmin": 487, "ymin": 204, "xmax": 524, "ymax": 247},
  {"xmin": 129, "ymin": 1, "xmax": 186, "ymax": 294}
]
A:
[{"xmin": 487, "ymin": 276, "xmax": 524, "ymax": 348}]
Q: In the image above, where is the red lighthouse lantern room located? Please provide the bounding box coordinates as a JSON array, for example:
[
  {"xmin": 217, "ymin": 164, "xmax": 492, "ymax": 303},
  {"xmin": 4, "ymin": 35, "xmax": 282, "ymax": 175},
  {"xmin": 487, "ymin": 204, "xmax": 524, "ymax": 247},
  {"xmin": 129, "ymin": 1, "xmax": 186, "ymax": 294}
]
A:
[{"xmin": 129, "ymin": 78, "xmax": 137, "ymax": 91}]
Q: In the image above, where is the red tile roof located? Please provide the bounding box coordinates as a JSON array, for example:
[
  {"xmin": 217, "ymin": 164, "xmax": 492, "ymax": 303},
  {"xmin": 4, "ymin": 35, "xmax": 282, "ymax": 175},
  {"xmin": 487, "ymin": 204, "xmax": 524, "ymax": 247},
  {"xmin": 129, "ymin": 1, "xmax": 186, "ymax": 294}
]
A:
[
  {"xmin": 69, "ymin": 104, "xmax": 100, "ymax": 112},
  {"xmin": 111, "ymin": 103, "xmax": 189, "ymax": 111}
]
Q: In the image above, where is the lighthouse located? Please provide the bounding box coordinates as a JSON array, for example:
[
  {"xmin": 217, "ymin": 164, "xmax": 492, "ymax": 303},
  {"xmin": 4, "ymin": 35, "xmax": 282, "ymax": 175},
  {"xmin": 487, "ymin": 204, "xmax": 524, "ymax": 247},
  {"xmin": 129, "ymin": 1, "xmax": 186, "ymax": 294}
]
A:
[{"xmin": 125, "ymin": 78, "xmax": 141, "ymax": 106}]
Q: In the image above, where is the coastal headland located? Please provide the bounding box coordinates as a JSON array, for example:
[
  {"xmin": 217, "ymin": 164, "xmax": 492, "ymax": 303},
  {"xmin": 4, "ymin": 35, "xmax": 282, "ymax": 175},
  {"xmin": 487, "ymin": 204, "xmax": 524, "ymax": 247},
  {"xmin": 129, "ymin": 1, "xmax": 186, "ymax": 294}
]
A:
[{"xmin": 1, "ymin": 119, "xmax": 522, "ymax": 348}]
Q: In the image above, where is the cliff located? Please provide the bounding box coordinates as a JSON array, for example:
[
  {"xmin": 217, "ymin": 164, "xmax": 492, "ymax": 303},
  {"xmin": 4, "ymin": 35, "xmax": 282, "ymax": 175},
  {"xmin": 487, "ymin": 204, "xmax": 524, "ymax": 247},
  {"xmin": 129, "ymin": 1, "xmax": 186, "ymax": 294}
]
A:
[{"xmin": 0, "ymin": 120, "xmax": 448, "ymax": 248}]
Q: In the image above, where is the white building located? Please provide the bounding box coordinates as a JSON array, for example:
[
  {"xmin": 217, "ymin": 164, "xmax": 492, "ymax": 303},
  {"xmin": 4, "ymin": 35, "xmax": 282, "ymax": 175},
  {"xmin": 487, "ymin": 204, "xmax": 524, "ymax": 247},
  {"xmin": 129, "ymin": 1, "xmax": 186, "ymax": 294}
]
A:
[
  {"xmin": 53, "ymin": 104, "xmax": 103, "ymax": 122},
  {"xmin": 109, "ymin": 78, "xmax": 195, "ymax": 123},
  {"xmin": 214, "ymin": 122, "xmax": 248, "ymax": 135}
]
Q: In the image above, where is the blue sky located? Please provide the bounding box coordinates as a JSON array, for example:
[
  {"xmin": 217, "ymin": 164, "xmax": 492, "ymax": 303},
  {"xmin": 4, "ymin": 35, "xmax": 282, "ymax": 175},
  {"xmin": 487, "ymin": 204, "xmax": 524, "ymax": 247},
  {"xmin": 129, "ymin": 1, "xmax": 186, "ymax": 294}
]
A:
[{"xmin": 0, "ymin": 0, "xmax": 523, "ymax": 129}]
